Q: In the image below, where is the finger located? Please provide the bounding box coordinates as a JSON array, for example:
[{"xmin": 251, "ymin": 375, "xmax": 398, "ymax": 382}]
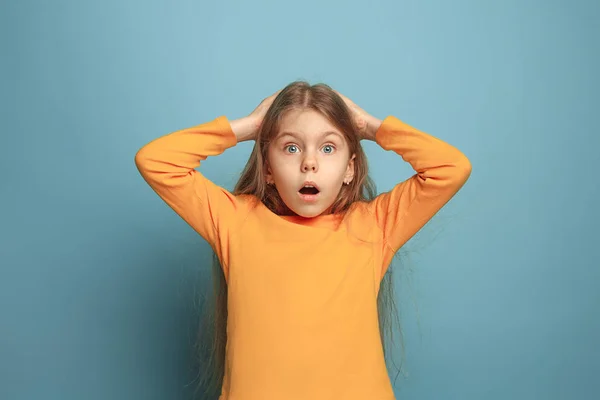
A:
[{"xmin": 335, "ymin": 91, "xmax": 354, "ymax": 107}]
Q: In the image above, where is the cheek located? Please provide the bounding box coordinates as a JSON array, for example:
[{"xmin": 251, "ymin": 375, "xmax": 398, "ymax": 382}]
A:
[
  {"xmin": 268, "ymin": 155, "xmax": 296, "ymax": 181},
  {"xmin": 266, "ymin": 150, "xmax": 282, "ymax": 174},
  {"xmin": 324, "ymin": 157, "xmax": 350, "ymax": 174},
  {"xmin": 271, "ymin": 151, "xmax": 297, "ymax": 167}
]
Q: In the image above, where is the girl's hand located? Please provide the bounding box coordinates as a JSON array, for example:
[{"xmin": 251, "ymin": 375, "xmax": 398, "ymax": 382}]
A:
[
  {"xmin": 231, "ymin": 90, "xmax": 282, "ymax": 142},
  {"xmin": 334, "ymin": 90, "xmax": 381, "ymax": 141},
  {"xmin": 248, "ymin": 90, "xmax": 282, "ymax": 135}
]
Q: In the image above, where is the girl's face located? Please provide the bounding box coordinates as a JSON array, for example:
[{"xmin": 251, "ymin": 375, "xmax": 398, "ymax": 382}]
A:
[{"xmin": 266, "ymin": 109, "xmax": 355, "ymax": 218}]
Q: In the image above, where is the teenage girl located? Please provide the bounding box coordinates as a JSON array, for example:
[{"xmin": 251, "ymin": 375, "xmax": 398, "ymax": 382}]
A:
[{"xmin": 135, "ymin": 80, "xmax": 472, "ymax": 400}]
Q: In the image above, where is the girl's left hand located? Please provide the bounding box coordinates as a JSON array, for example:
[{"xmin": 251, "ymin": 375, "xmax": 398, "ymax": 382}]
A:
[{"xmin": 334, "ymin": 90, "xmax": 381, "ymax": 140}]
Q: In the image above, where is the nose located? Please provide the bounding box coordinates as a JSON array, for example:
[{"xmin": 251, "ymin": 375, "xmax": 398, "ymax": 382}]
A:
[{"xmin": 301, "ymin": 154, "xmax": 318, "ymax": 172}]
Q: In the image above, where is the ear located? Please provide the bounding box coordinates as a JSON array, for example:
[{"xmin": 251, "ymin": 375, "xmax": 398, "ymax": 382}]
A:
[
  {"xmin": 265, "ymin": 161, "xmax": 275, "ymax": 185},
  {"xmin": 344, "ymin": 154, "xmax": 356, "ymax": 184}
]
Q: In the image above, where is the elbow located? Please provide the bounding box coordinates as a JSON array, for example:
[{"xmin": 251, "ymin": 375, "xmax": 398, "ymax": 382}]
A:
[
  {"xmin": 453, "ymin": 155, "xmax": 472, "ymax": 185},
  {"xmin": 134, "ymin": 145, "xmax": 153, "ymax": 174},
  {"xmin": 459, "ymin": 155, "xmax": 472, "ymax": 177},
  {"xmin": 134, "ymin": 147, "xmax": 146, "ymax": 170}
]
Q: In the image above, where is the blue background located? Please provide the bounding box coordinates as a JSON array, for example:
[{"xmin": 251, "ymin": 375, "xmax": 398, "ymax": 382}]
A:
[{"xmin": 2, "ymin": 0, "xmax": 598, "ymax": 399}]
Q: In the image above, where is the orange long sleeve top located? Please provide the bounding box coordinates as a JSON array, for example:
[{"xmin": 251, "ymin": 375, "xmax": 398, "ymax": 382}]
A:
[{"xmin": 135, "ymin": 115, "xmax": 471, "ymax": 400}]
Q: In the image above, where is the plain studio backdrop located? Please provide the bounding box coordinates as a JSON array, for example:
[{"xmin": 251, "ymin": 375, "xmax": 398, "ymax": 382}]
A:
[{"xmin": 1, "ymin": 0, "xmax": 598, "ymax": 399}]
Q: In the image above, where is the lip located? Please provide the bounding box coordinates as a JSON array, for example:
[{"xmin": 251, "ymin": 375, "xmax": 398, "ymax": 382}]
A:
[
  {"xmin": 298, "ymin": 180, "xmax": 320, "ymax": 203},
  {"xmin": 300, "ymin": 180, "xmax": 320, "ymax": 191},
  {"xmin": 298, "ymin": 192, "xmax": 320, "ymax": 203}
]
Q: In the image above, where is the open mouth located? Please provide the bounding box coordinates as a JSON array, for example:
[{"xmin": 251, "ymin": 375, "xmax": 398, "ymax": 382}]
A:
[
  {"xmin": 298, "ymin": 182, "xmax": 320, "ymax": 202},
  {"xmin": 299, "ymin": 186, "xmax": 320, "ymax": 195}
]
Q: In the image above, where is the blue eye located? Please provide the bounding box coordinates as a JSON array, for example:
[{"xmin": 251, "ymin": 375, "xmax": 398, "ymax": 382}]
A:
[
  {"xmin": 285, "ymin": 145, "xmax": 299, "ymax": 153},
  {"xmin": 322, "ymin": 145, "xmax": 335, "ymax": 154}
]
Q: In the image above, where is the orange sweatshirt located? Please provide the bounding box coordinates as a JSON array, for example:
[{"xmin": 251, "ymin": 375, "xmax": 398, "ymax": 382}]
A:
[{"xmin": 135, "ymin": 115, "xmax": 471, "ymax": 400}]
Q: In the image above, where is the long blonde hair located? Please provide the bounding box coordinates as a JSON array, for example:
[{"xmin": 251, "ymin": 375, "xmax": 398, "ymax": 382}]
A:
[{"xmin": 190, "ymin": 80, "xmax": 406, "ymax": 398}]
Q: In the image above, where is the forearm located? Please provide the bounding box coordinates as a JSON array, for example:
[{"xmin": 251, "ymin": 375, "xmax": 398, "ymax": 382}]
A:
[
  {"xmin": 135, "ymin": 116, "xmax": 236, "ymax": 186},
  {"xmin": 375, "ymin": 115, "xmax": 471, "ymax": 175}
]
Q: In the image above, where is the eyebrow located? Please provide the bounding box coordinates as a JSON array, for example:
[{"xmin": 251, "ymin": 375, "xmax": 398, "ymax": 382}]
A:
[{"xmin": 277, "ymin": 130, "xmax": 344, "ymax": 141}]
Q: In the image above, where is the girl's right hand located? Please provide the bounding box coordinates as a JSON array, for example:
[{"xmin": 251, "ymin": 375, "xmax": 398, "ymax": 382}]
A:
[
  {"xmin": 231, "ymin": 90, "xmax": 282, "ymax": 142},
  {"xmin": 248, "ymin": 89, "xmax": 282, "ymax": 133}
]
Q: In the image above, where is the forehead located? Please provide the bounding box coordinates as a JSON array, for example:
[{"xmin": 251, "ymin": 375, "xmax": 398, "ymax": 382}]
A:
[{"xmin": 276, "ymin": 109, "xmax": 343, "ymax": 139}]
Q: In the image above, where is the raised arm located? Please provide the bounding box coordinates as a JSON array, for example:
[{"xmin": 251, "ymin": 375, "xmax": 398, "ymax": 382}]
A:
[
  {"xmin": 134, "ymin": 116, "xmax": 252, "ymax": 267},
  {"xmin": 366, "ymin": 115, "xmax": 472, "ymax": 278}
]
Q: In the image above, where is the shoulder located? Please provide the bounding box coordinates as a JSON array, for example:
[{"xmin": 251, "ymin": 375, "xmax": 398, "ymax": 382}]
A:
[{"xmin": 341, "ymin": 200, "xmax": 386, "ymax": 242}]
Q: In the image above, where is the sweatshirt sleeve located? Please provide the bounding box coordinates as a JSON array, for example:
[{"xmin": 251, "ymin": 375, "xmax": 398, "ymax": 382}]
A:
[
  {"xmin": 134, "ymin": 116, "xmax": 247, "ymax": 271},
  {"xmin": 368, "ymin": 116, "xmax": 472, "ymax": 279}
]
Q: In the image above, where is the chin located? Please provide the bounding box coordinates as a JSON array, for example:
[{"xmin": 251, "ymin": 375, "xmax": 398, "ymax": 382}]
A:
[
  {"xmin": 294, "ymin": 210, "xmax": 322, "ymax": 218},
  {"xmin": 289, "ymin": 204, "xmax": 330, "ymax": 218}
]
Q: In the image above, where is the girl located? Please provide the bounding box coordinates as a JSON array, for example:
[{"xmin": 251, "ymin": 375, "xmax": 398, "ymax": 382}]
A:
[{"xmin": 135, "ymin": 81, "xmax": 471, "ymax": 400}]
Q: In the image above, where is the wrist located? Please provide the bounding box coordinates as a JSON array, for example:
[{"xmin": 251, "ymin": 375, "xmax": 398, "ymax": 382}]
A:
[
  {"xmin": 363, "ymin": 116, "xmax": 382, "ymax": 141},
  {"xmin": 230, "ymin": 116, "xmax": 257, "ymax": 142}
]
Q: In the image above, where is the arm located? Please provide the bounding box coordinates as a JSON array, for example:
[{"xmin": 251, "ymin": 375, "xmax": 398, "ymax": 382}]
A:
[
  {"xmin": 134, "ymin": 116, "xmax": 254, "ymax": 267},
  {"xmin": 364, "ymin": 115, "xmax": 472, "ymax": 278}
]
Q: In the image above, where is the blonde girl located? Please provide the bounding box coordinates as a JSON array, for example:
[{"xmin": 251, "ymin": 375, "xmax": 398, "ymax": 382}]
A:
[{"xmin": 135, "ymin": 80, "xmax": 472, "ymax": 400}]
